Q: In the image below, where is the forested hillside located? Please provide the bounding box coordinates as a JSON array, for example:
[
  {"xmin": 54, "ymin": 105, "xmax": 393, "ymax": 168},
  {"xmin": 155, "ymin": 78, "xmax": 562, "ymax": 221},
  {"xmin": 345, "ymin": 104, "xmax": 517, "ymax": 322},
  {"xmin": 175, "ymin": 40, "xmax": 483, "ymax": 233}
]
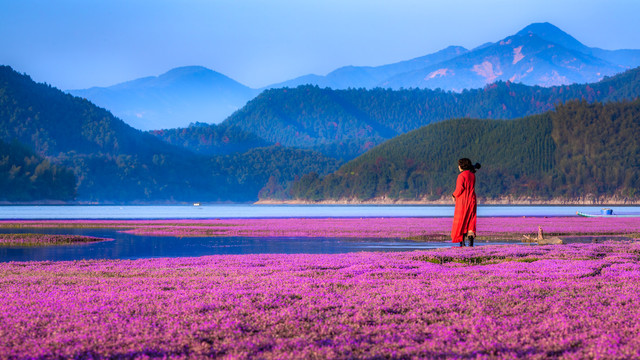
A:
[
  {"xmin": 150, "ymin": 123, "xmax": 271, "ymax": 155},
  {"xmin": 290, "ymin": 100, "xmax": 640, "ymax": 203},
  {"xmin": 551, "ymin": 100, "xmax": 640, "ymax": 198},
  {"xmin": 0, "ymin": 66, "xmax": 339, "ymax": 202},
  {"xmin": 0, "ymin": 139, "xmax": 76, "ymax": 201},
  {"xmin": 0, "ymin": 66, "xmax": 215, "ymax": 201},
  {"xmin": 214, "ymin": 145, "xmax": 341, "ymax": 200},
  {"xmin": 217, "ymin": 66, "xmax": 640, "ymax": 160}
]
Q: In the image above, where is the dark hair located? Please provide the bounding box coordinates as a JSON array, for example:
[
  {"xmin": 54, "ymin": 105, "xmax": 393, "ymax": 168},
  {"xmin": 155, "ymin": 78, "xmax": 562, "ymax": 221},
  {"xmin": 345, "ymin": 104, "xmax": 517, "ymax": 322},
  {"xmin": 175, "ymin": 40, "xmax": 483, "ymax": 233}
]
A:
[{"xmin": 458, "ymin": 158, "xmax": 481, "ymax": 173}]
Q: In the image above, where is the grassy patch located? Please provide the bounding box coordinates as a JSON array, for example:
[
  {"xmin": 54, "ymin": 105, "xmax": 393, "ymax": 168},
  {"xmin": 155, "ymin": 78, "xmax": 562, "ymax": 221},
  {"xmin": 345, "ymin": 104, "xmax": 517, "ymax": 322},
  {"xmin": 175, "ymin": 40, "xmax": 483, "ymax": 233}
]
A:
[{"xmin": 0, "ymin": 234, "xmax": 111, "ymax": 246}]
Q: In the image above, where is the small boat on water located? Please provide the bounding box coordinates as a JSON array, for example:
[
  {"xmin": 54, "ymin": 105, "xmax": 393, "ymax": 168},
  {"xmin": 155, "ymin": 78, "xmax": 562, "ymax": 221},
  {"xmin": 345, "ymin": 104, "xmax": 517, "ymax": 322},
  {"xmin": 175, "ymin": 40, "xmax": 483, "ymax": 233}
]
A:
[{"xmin": 577, "ymin": 208, "xmax": 640, "ymax": 218}]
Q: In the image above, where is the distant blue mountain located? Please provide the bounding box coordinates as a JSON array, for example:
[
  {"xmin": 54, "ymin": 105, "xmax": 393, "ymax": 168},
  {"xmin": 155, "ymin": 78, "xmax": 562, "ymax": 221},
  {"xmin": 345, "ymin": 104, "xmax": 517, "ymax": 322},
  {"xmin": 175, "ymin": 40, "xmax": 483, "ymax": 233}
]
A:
[
  {"xmin": 381, "ymin": 29, "xmax": 624, "ymax": 90},
  {"xmin": 518, "ymin": 22, "xmax": 640, "ymax": 68},
  {"xmin": 69, "ymin": 66, "xmax": 258, "ymax": 131},
  {"xmin": 68, "ymin": 23, "xmax": 640, "ymax": 131},
  {"xmin": 267, "ymin": 46, "xmax": 469, "ymax": 89},
  {"xmin": 272, "ymin": 22, "xmax": 640, "ymax": 91}
]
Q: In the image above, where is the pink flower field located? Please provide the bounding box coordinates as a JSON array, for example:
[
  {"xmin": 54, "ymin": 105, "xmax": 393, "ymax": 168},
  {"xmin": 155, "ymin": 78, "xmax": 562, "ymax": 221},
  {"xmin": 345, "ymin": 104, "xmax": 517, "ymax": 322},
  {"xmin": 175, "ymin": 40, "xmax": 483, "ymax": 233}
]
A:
[
  {"xmin": 2, "ymin": 216, "xmax": 640, "ymax": 240},
  {"xmin": 2, "ymin": 242, "xmax": 640, "ymax": 359}
]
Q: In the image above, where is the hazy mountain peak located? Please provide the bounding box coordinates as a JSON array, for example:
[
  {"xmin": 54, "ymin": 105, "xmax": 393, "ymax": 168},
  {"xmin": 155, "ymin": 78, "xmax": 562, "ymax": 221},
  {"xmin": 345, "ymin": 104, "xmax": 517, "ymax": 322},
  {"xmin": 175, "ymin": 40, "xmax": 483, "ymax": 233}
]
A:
[
  {"xmin": 518, "ymin": 22, "xmax": 563, "ymax": 34},
  {"xmin": 164, "ymin": 65, "xmax": 212, "ymax": 75},
  {"xmin": 69, "ymin": 65, "xmax": 258, "ymax": 130},
  {"xmin": 136, "ymin": 66, "xmax": 239, "ymax": 89},
  {"xmin": 516, "ymin": 22, "xmax": 591, "ymax": 54},
  {"xmin": 160, "ymin": 66, "xmax": 227, "ymax": 81}
]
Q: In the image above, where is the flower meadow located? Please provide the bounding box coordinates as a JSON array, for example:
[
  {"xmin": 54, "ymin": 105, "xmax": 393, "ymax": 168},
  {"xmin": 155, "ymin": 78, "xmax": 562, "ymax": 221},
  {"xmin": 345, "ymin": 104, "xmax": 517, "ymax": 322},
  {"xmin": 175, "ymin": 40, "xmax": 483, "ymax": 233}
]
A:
[
  {"xmin": 2, "ymin": 217, "xmax": 640, "ymax": 240},
  {"xmin": 2, "ymin": 242, "xmax": 640, "ymax": 359}
]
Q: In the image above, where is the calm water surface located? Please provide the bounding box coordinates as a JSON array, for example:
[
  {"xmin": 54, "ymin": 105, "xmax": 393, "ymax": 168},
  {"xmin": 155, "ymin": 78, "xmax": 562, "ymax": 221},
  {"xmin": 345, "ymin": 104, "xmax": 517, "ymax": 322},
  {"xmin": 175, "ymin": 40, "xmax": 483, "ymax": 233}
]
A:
[
  {"xmin": 1, "ymin": 205, "xmax": 633, "ymax": 262},
  {"xmin": 1, "ymin": 204, "xmax": 639, "ymax": 219},
  {"xmin": 0, "ymin": 228, "xmax": 515, "ymax": 262}
]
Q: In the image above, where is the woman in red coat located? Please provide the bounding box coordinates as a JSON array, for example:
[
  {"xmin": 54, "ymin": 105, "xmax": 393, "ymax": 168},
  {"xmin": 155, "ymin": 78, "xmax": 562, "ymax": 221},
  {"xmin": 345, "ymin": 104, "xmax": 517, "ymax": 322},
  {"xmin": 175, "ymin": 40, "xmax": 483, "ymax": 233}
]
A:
[{"xmin": 451, "ymin": 158, "xmax": 481, "ymax": 247}]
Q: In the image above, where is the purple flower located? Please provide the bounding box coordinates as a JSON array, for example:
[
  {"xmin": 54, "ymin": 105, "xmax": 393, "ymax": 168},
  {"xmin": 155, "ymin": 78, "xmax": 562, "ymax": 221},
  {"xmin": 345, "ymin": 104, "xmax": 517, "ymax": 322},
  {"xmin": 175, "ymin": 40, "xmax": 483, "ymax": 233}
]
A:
[{"xmin": 1, "ymin": 241, "xmax": 639, "ymax": 358}]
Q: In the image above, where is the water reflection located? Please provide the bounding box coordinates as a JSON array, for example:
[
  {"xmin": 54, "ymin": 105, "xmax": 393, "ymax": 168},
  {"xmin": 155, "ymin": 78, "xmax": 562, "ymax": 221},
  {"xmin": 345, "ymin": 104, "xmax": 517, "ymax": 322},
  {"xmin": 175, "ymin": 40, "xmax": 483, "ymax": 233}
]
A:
[{"xmin": 0, "ymin": 228, "xmax": 516, "ymax": 262}]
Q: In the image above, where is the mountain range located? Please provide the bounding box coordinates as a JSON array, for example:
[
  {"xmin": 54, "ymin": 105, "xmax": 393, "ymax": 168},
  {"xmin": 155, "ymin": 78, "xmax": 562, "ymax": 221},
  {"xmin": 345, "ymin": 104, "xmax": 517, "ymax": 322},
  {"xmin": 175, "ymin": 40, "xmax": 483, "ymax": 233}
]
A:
[
  {"xmin": 275, "ymin": 23, "xmax": 640, "ymax": 91},
  {"xmin": 171, "ymin": 65, "xmax": 640, "ymax": 161},
  {"xmin": 69, "ymin": 22, "xmax": 640, "ymax": 131},
  {"xmin": 4, "ymin": 21, "xmax": 640, "ymax": 203},
  {"xmin": 2, "ymin": 61, "xmax": 640, "ymax": 203}
]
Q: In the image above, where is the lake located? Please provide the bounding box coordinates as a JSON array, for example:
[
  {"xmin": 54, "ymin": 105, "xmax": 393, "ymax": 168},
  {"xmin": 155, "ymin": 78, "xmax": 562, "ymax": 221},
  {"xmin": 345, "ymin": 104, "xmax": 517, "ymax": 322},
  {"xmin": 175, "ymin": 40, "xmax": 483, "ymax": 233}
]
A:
[
  {"xmin": 0, "ymin": 228, "xmax": 518, "ymax": 262},
  {"xmin": 1, "ymin": 204, "xmax": 639, "ymax": 219},
  {"xmin": 2, "ymin": 204, "xmax": 635, "ymax": 262}
]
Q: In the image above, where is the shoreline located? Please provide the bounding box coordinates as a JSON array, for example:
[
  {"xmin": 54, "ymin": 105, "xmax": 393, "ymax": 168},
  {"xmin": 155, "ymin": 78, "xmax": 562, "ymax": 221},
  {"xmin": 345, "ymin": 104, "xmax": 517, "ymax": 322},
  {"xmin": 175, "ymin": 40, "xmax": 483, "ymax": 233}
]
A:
[{"xmin": 3, "ymin": 197, "xmax": 640, "ymax": 206}]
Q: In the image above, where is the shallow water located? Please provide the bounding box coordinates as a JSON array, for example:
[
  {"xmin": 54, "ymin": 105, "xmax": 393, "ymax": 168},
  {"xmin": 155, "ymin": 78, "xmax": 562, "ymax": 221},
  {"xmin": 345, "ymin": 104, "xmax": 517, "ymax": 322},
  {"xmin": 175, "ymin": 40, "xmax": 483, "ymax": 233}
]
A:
[{"xmin": 0, "ymin": 228, "xmax": 517, "ymax": 262}]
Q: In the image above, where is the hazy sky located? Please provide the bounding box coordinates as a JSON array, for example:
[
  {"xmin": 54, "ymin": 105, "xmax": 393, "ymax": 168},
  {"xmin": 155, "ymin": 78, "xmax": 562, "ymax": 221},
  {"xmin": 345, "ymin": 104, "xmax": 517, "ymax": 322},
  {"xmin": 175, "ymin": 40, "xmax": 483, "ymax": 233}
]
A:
[{"xmin": 2, "ymin": 0, "xmax": 640, "ymax": 90}]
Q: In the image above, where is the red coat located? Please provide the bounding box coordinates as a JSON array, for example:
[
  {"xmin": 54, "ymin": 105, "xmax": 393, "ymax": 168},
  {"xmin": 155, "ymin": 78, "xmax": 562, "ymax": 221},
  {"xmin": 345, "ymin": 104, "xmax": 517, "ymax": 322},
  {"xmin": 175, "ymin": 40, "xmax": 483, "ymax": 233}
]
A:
[{"xmin": 451, "ymin": 170, "xmax": 477, "ymax": 243}]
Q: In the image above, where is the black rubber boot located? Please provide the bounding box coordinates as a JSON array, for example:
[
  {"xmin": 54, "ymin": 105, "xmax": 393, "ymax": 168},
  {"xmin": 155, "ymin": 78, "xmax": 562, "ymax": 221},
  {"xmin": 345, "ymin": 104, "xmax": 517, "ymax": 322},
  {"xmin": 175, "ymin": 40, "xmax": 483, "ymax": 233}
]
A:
[
  {"xmin": 468, "ymin": 235, "xmax": 474, "ymax": 247},
  {"xmin": 459, "ymin": 236, "xmax": 466, "ymax": 247}
]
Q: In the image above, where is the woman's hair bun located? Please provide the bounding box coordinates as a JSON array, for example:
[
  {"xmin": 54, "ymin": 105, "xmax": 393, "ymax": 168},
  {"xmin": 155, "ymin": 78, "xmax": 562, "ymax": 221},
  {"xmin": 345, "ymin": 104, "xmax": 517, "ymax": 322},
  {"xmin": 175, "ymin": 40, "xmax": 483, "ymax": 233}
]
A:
[{"xmin": 458, "ymin": 158, "xmax": 481, "ymax": 172}]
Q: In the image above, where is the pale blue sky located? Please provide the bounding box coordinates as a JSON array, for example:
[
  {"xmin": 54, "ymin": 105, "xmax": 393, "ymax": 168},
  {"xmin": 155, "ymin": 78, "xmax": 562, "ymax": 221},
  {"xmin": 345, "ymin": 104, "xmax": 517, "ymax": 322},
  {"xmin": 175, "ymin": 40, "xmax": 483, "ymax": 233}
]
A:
[{"xmin": 1, "ymin": 0, "xmax": 639, "ymax": 90}]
